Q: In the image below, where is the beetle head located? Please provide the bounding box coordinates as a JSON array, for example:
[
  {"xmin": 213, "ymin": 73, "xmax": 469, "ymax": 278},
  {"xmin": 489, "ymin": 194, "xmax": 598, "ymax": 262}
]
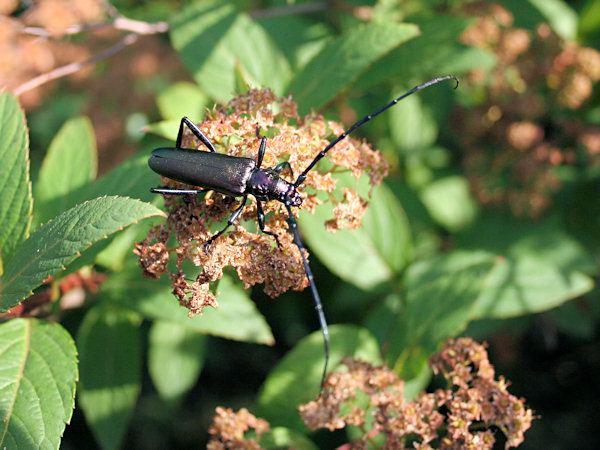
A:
[{"xmin": 285, "ymin": 188, "xmax": 302, "ymax": 207}]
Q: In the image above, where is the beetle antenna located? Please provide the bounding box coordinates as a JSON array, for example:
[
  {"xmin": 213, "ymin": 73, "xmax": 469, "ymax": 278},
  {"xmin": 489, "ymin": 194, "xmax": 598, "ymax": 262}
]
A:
[
  {"xmin": 285, "ymin": 204, "xmax": 329, "ymax": 393},
  {"xmin": 294, "ymin": 75, "xmax": 458, "ymax": 188}
]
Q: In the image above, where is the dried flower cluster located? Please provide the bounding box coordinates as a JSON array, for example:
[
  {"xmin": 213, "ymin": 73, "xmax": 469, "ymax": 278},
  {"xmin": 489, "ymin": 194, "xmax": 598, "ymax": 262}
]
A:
[
  {"xmin": 299, "ymin": 338, "xmax": 533, "ymax": 449},
  {"xmin": 136, "ymin": 89, "xmax": 388, "ymax": 315},
  {"xmin": 456, "ymin": 2, "xmax": 600, "ymax": 218},
  {"xmin": 207, "ymin": 407, "xmax": 270, "ymax": 450}
]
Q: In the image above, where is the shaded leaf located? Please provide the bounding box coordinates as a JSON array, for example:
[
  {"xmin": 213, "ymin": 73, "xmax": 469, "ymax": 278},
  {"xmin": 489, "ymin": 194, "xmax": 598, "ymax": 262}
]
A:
[
  {"xmin": 386, "ymin": 250, "xmax": 496, "ymax": 380},
  {"xmin": 418, "ymin": 175, "xmax": 479, "ymax": 232},
  {"xmin": 77, "ymin": 306, "xmax": 142, "ymax": 450},
  {"xmin": 299, "ymin": 183, "xmax": 411, "ymax": 290},
  {"xmin": 353, "ymin": 15, "xmax": 495, "ymax": 91},
  {"xmin": 102, "ymin": 260, "xmax": 274, "ymax": 345},
  {"xmin": 148, "ymin": 320, "xmax": 207, "ymax": 402},
  {"xmin": 0, "ymin": 319, "xmax": 77, "ymax": 449},
  {"xmin": 33, "ymin": 116, "xmax": 97, "ymax": 227},
  {"xmin": 389, "ymin": 90, "xmax": 440, "ymax": 154}
]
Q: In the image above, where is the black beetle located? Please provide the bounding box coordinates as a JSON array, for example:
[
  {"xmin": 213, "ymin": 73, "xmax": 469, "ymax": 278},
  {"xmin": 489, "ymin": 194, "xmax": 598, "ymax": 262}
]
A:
[{"xmin": 149, "ymin": 76, "xmax": 458, "ymax": 391}]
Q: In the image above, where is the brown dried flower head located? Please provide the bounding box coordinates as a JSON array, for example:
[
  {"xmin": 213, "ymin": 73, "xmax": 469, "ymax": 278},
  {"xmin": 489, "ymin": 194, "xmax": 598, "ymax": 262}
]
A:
[
  {"xmin": 299, "ymin": 338, "xmax": 533, "ymax": 449},
  {"xmin": 207, "ymin": 407, "xmax": 269, "ymax": 450},
  {"xmin": 456, "ymin": 2, "xmax": 600, "ymax": 218},
  {"xmin": 137, "ymin": 88, "xmax": 388, "ymax": 315}
]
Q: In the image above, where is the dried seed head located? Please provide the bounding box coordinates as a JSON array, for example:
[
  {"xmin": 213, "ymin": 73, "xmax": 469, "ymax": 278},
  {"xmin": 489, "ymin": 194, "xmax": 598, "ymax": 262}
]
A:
[
  {"xmin": 299, "ymin": 338, "xmax": 533, "ymax": 449},
  {"xmin": 138, "ymin": 89, "xmax": 388, "ymax": 315},
  {"xmin": 456, "ymin": 2, "xmax": 600, "ymax": 218},
  {"xmin": 207, "ymin": 407, "xmax": 269, "ymax": 449}
]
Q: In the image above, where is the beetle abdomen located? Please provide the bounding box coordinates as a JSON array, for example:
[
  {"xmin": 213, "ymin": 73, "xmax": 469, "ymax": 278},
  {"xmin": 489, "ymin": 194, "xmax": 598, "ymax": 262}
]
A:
[{"xmin": 149, "ymin": 148, "xmax": 256, "ymax": 196}]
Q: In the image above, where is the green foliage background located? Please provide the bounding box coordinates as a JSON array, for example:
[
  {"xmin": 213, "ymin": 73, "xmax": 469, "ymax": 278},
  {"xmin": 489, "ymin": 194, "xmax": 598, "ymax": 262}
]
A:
[{"xmin": 1, "ymin": 0, "xmax": 599, "ymax": 448}]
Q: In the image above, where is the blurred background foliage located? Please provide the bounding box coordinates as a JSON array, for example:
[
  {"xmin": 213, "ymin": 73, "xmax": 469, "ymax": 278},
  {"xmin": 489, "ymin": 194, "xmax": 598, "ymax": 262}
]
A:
[{"xmin": 1, "ymin": 0, "xmax": 600, "ymax": 448}]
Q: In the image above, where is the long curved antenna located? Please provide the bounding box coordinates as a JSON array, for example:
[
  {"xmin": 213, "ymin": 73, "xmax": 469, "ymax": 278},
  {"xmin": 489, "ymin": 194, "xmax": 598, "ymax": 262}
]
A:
[
  {"xmin": 294, "ymin": 75, "xmax": 459, "ymax": 188},
  {"xmin": 285, "ymin": 204, "xmax": 329, "ymax": 392}
]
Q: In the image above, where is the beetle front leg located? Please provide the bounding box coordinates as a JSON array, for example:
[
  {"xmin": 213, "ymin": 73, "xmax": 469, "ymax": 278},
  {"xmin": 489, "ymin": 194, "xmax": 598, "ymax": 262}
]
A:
[
  {"xmin": 255, "ymin": 136, "xmax": 267, "ymax": 168},
  {"xmin": 205, "ymin": 195, "xmax": 248, "ymax": 250},
  {"xmin": 177, "ymin": 117, "xmax": 217, "ymax": 152},
  {"xmin": 256, "ymin": 200, "xmax": 283, "ymax": 250}
]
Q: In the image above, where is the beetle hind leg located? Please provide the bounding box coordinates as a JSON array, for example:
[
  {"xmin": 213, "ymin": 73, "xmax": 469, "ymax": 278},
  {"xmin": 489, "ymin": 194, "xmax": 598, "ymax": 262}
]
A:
[
  {"xmin": 256, "ymin": 200, "xmax": 283, "ymax": 250},
  {"xmin": 204, "ymin": 196, "xmax": 248, "ymax": 251},
  {"xmin": 151, "ymin": 187, "xmax": 210, "ymax": 195}
]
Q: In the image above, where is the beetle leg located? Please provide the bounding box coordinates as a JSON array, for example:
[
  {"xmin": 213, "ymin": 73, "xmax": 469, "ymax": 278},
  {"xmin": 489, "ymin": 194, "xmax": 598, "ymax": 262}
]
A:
[
  {"xmin": 255, "ymin": 200, "xmax": 283, "ymax": 250},
  {"xmin": 255, "ymin": 136, "xmax": 267, "ymax": 168},
  {"xmin": 151, "ymin": 187, "xmax": 209, "ymax": 195},
  {"xmin": 177, "ymin": 117, "xmax": 217, "ymax": 152},
  {"xmin": 273, "ymin": 161, "xmax": 294, "ymax": 181},
  {"xmin": 205, "ymin": 195, "xmax": 248, "ymax": 250}
]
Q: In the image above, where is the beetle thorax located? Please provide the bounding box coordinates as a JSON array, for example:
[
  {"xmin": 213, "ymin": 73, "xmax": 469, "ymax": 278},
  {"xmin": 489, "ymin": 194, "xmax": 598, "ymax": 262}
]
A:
[{"xmin": 248, "ymin": 169, "xmax": 302, "ymax": 207}]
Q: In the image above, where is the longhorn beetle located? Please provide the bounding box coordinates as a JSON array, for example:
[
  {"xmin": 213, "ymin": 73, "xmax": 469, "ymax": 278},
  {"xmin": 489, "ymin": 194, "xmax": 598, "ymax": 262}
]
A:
[{"xmin": 149, "ymin": 75, "xmax": 458, "ymax": 391}]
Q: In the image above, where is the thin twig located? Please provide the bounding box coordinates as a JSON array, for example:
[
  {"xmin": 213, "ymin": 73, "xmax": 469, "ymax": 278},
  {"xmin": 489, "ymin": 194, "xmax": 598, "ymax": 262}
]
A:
[
  {"xmin": 21, "ymin": 17, "xmax": 168, "ymax": 38},
  {"xmin": 14, "ymin": 33, "xmax": 140, "ymax": 96}
]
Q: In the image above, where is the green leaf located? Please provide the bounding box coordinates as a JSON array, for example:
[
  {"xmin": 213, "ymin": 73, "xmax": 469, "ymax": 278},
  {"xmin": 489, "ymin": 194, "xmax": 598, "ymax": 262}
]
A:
[
  {"xmin": 0, "ymin": 319, "xmax": 78, "ymax": 449},
  {"xmin": 261, "ymin": 426, "xmax": 318, "ymax": 450},
  {"xmin": 156, "ymin": 82, "xmax": 209, "ymax": 121},
  {"xmin": 257, "ymin": 325, "xmax": 381, "ymax": 431},
  {"xmin": 353, "ymin": 15, "xmax": 495, "ymax": 91},
  {"xmin": 472, "ymin": 255, "xmax": 593, "ymax": 319},
  {"xmin": 501, "ymin": 0, "xmax": 577, "ymax": 40},
  {"xmin": 0, "ymin": 196, "xmax": 164, "ymax": 311},
  {"xmin": 144, "ymin": 119, "xmax": 180, "ymax": 141},
  {"xmin": 458, "ymin": 213, "xmax": 596, "ymax": 318},
  {"xmin": 43, "ymin": 150, "xmax": 158, "ymax": 220},
  {"xmin": 385, "ymin": 250, "xmax": 496, "ymax": 379},
  {"xmin": 148, "ymin": 320, "xmax": 207, "ymax": 402},
  {"xmin": 287, "ymin": 22, "xmax": 419, "ymax": 115},
  {"xmin": 389, "ymin": 91, "xmax": 440, "ymax": 154},
  {"xmin": 0, "ymin": 90, "xmax": 32, "ymax": 267},
  {"xmin": 579, "ymin": 0, "xmax": 600, "ymax": 40},
  {"xmin": 77, "ymin": 306, "xmax": 142, "ymax": 450},
  {"xmin": 170, "ymin": 1, "xmax": 291, "ymax": 103},
  {"xmin": 258, "ymin": 15, "xmax": 331, "ymax": 71},
  {"xmin": 299, "ymin": 183, "xmax": 411, "ymax": 290},
  {"xmin": 102, "ymin": 260, "xmax": 274, "ymax": 345},
  {"xmin": 458, "ymin": 213, "xmax": 597, "ymax": 274},
  {"xmin": 550, "ymin": 302, "xmax": 595, "ymax": 339},
  {"xmin": 418, "ymin": 175, "xmax": 479, "ymax": 232},
  {"xmin": 527, "ymin": 0, "xmax": 577, "ymax": 40},
  {"xmin": 33, "ymin": 116, "xmax": 97, "ymax": 228}
]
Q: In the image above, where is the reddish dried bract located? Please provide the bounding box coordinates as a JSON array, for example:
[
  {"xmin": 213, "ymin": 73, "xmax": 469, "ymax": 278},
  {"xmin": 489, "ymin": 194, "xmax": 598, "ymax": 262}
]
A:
[
  {"xmin": 299, "ymin": 338, "xmax": 533, "ymax": 449},
  {"xmin": 137, "ymin": 89, "xmax": 388, "ymax": 315},
  {"xmin": 207, "ymin": 407, "xmax": 269, "ymax": 450}
]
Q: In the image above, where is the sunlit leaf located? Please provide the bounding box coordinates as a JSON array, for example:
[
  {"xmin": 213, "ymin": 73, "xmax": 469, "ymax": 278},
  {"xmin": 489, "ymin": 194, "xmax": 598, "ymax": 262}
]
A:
[{"xmin": 0, "ymin": 319, "xmax": 77, "ymax": 449}]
